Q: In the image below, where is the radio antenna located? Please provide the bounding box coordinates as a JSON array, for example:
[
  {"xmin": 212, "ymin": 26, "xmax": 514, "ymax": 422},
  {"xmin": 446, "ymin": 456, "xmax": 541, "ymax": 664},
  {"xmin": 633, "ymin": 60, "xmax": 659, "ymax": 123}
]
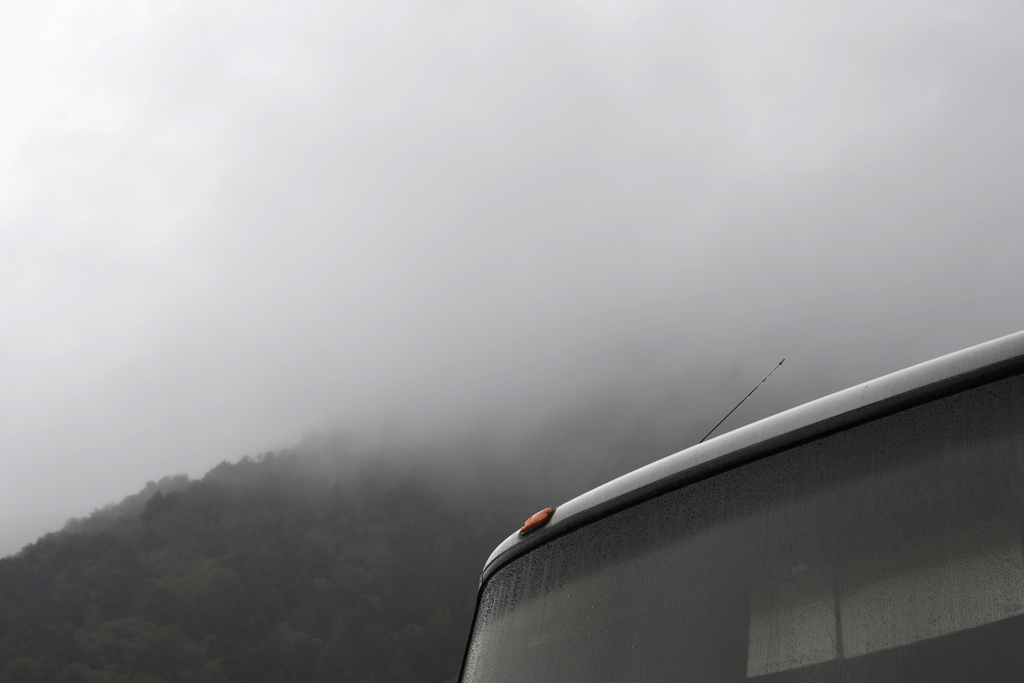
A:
[{"xmin": 699, "ymin": 359, "xmax": 785, "ymax": 444}]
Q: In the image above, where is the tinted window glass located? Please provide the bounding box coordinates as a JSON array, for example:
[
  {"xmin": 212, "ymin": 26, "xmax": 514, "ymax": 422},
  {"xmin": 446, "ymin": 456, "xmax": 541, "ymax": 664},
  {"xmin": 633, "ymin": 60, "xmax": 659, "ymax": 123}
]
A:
[{"xmin": 462, "ymin": 373, "xmax": 1024, "ymax": 683}]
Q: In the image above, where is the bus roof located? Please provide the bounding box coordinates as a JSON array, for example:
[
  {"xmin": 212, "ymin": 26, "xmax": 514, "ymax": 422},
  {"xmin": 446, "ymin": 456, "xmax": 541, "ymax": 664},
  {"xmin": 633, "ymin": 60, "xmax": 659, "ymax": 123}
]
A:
[{"xmin": 481, "ymin": 329, "xmax": 1024, "ymax": 584}]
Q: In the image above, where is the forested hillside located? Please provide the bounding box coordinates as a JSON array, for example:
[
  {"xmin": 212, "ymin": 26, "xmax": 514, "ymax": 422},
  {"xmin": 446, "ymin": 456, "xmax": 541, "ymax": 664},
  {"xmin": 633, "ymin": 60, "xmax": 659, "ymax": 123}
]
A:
[{"xmin": 0, "ymin": 449, "xmax": 541, "ymax": 683}]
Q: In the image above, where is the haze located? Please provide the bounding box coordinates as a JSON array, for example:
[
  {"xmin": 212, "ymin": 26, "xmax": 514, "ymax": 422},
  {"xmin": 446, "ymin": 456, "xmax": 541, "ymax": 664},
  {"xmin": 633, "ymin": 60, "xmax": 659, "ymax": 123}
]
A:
[{"xmin": 2, "ymin": 0, "xmax": 1023, "ymax": 556}]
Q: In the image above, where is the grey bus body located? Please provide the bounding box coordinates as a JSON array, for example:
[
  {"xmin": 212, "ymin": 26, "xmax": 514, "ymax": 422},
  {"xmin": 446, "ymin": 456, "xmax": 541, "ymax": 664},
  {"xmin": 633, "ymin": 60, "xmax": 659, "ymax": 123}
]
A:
[{"xmin": 460, "ymin": 330, "xmax": 1024, "ymax": 682}]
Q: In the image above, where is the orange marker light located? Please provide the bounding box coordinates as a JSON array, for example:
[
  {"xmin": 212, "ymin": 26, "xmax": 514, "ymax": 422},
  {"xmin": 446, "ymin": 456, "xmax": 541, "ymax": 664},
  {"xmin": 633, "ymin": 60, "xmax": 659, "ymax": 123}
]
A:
[{"xmin": 520, "ymin": 507, "xmax": 555, "ymax": 536}]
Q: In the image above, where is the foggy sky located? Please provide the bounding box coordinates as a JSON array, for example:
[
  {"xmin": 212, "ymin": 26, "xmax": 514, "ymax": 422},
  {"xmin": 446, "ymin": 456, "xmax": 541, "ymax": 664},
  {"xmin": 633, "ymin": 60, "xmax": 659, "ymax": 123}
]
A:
[{"xmin": 3, "ymin": 0, "xmax": 1024, "ymax": 556}]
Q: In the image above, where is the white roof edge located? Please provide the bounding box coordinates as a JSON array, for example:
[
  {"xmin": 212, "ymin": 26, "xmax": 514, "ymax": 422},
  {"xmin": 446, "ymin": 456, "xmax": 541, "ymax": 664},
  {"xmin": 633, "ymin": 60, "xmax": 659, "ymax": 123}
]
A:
[{"xmin": 483, "ymin": 329, "xmax": 1024, "ymax": 574}]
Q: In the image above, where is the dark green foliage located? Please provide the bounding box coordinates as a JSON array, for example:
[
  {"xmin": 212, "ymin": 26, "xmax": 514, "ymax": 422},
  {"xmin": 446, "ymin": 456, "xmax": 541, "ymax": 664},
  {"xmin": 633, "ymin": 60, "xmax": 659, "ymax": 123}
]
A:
[
  {"xmin": 64, "ymin": 477, "xmax": 192, "ymax": 536},
  {"xmin": 0, "ymin": 452, "xmax": 533, "ymax": 683}
]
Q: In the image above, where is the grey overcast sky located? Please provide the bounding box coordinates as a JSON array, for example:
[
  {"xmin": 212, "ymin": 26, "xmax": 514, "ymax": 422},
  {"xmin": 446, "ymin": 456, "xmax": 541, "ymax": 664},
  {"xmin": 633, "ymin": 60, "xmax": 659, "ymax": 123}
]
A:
[{"xmin": 2, "ymin": 0, "xmax": 1023, "ymax": 555}]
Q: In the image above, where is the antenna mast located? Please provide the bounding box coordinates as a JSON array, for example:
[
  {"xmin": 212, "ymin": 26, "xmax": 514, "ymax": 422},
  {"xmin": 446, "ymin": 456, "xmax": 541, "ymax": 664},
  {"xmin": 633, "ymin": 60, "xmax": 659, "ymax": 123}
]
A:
[{"xmin": 699, "ymin": 359, "xmax": 785, "ymax": 444}]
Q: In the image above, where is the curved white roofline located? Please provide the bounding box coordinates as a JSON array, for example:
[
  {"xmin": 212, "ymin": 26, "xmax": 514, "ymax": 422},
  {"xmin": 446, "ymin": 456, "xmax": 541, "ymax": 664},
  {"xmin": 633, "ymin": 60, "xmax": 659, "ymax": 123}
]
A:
[{"xmin": 482, "ymin": 329, "xmax": 1024, "ymax": 578}]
